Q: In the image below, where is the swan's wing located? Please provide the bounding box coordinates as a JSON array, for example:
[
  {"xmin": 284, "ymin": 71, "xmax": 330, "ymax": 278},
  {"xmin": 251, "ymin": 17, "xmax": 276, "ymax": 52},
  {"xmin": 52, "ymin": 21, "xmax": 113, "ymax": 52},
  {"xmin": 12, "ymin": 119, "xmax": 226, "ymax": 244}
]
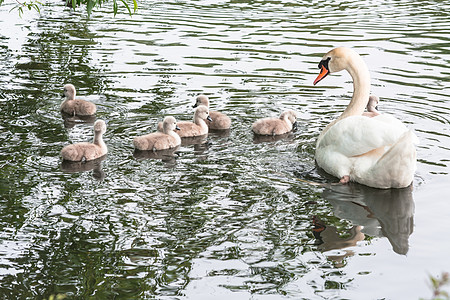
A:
[
  {"xmin": 372, "ymin": 114, "xmax": 408, "ymax": 130},
  {"xmin": 317, "ymin": 116, "xmax": 408, "ymax": 157}
]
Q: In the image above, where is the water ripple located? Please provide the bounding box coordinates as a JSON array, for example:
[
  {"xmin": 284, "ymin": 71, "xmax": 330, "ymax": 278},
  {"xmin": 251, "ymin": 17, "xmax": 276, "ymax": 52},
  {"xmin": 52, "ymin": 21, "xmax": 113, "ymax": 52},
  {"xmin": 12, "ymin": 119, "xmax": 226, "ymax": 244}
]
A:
[{"xmin": 0, "ymin": 0, "xmax": 449, "ymax": 298}]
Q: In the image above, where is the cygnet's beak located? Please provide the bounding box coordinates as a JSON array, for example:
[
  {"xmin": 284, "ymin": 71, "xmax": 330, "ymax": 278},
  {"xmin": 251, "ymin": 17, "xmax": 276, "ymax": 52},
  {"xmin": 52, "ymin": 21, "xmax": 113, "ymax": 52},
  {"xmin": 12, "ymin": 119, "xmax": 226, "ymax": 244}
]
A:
[
  {"xmin": 175, "ymin": 125, "xmax": 181, "ymax": 130},
  {"xmin": 207, "ymin": 116, "xmax": 213, "ymax": 122},
  {"xmin": 61, "ymin": 93, "xmax": 65, "ymax": 98},
  {"xmin": 192, "ymin": 103, "xmax": 198, "ymax": 108},
  {"xmin": 292, "ymin": 121, "xmax": 298, "ymax": 130}
]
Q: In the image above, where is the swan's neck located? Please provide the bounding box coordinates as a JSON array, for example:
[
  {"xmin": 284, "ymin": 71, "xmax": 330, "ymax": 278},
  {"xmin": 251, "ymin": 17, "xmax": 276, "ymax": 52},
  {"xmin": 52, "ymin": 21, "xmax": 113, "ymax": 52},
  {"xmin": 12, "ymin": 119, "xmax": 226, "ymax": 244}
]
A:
[
  {"xmin": 195, "ymin": 117, "xmax": 207, "ymax": 127},
  {"xmin": 165, "ymin": 128, "xmax": 178, "ymax": 137},
  {"xmin": 67, "ymin": 91, "xmax": 76, "ymax": 100},
  {"xmin": 169, "ymin": 130, "xmax": 181, "ymax": 143},
  {"xmin": 282, "ymin": 116, "xmax": 293, "ymax": 130},
  {"xmin": 93, "ymin": 132, "xmax": 104, "ymax": 146},
  {"xmin": 162, "ymin": 125, "xmax": 172, "ymax": 135},
  {"xmin": 338, "ymin": 58, "xmax": 371, "ymax": 120},
  {"xmin": 317, "ymin": 55, "xmax": 371, "ymax": 143}
]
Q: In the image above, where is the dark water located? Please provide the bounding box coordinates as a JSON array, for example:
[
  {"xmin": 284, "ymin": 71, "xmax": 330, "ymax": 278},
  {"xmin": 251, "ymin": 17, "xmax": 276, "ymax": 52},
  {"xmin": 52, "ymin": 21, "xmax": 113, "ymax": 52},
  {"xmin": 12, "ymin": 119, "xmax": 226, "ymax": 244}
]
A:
[{"xmin": 0, "ymin": 0, "xmax": 449, "ymax": 299}]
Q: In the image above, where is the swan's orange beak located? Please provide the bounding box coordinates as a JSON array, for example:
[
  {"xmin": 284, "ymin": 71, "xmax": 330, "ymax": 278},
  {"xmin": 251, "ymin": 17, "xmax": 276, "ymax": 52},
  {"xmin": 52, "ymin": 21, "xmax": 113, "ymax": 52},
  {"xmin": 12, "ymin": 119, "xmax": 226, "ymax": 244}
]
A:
[{"xmin": 313, "ymin": 65, "xmax": 329, "ymax": 85}]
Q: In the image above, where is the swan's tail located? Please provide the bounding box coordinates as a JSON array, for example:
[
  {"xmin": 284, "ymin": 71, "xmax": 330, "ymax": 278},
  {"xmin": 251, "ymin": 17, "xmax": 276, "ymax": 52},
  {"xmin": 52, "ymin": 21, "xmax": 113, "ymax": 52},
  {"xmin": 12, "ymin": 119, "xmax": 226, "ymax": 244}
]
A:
[{"xmin": 368, "ymin": 130, "xmax": 418, "ymax": 189}]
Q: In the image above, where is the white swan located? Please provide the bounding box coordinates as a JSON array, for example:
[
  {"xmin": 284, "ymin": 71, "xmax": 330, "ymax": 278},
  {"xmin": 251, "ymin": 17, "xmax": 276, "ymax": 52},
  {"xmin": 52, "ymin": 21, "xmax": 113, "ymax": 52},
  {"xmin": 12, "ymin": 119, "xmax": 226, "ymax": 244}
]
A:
[{"xmin": 313, "ymin": 47, "xmax": 418, "ymax": 189}]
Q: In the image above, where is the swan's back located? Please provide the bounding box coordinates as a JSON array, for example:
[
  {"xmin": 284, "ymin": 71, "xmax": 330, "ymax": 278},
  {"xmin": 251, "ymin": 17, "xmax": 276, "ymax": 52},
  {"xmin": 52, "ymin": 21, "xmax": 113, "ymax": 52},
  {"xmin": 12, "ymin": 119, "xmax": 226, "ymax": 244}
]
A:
[
  {"xmin": 357, "ymin": 130, "xmax": 418, "ymax": 188},
  {"xmin": 252, "ymin": 118, "xmax": 290, "ymax": 135},
  {"xmin": 134, "ymin": 132, "xmax": 180, "ymax": 151},
  {"xmin": 61, "ymin": 99, "xmax": 97, "ymax": 116},
  {"xmin": 177, "ymin": 121, "xmax": 208, "ymax": 137},
  {"xmin": 316, "ymin": 115, "xmax": 407, "ymax": 158},
  {"xmin": 208, "ymin": 111, "xmax": 231, "ymax": 130},
  {"xmin": 61, "ymin": 142, "xmax": 103, "ymax": 161},
  {"xmin": 315, "ymin": 115, "xmax": 417, "ymax": 189}
]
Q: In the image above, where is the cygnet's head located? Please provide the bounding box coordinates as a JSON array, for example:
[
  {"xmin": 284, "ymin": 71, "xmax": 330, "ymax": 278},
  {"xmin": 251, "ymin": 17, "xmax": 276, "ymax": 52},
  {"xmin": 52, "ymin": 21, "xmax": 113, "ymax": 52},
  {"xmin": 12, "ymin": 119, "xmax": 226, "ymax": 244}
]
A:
[
  {"xmin": 280, "ymin": 110, "xmax": 297, "ymax": 125},
  {"xmin": 194, "ymin": 105, "xmax": 213, "ymax": 122},
  {"xmin": 94, "ymin": 119, "xmax": 107, "ymax": 134},
  {"xmin": 367, "ymin": 95, "xmax": 380, "ymax": 111},
  {"xmin": 63, "ymin": 84, "xmax": 76, "ymax": 100},
  {"xmin": 193, "ymin": 95, "xmax": 210, "ymax": 108},
  {"xmin": 162, "ymin": 116, "xmax": 180, "ymax": 132}
]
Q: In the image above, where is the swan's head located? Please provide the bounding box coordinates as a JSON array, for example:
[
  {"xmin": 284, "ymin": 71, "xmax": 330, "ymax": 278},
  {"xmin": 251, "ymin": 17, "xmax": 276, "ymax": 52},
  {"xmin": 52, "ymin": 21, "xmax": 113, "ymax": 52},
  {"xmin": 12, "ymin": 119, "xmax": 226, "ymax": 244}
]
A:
[
  {"xmin": 94, "ymin": 119, "xmax": 106, "ymax": 134},
  {"xmin": 193, "ymin": 95, "xmax": 210, "ymax": 108},
  {"xmin": 280, "ymin": 110, "xmax": 297, "ymax": 125},
  {"xmin": 63, "ymin": 84, "xmax": 76, "ymax": 99},
  {"xmin": 194, "ymin": 105, "xmax": 213, "ymax": 122},
  {"xmin": 163, "ymin": 116, "xmax": 180, "ymax": 132},
  {"xmin": 313, "ymin": 47, "xmax": 361, "ymax": 85}
]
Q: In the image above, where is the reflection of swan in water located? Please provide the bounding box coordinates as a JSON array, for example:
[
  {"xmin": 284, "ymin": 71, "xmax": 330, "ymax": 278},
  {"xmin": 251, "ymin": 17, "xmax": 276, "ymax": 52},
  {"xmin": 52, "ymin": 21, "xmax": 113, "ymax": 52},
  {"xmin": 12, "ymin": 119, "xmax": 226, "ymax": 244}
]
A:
[
  {"xmin": 321, "ymin": 183, "xmax": 414, "ymax": 255},
  {"xmin": 180, "ymin": 135, "xmax": 208, "ymax": 147},
  {"xmin": 133, "ymin": 146, "xmax": 179, "ymax": 167},
  {"xmin": 253, "ymin": 132, "xmax": 294, "ymax": 144},
  {"xmin": 62, "ymin": 114, "xmax": 96, "ymax": 129},
  {"xmin": 60, "ymin": 155, "xmax": 106, "ymax": 180},
  {"xmin": 313, "ymin": 216, "xmax": 365, "ymax": 252},
  {"xmin": 208, "ymin": 128, "xmax": 230, "ymax": 138},
  {"xmin": 312, "ymin": 216, "xmax": 365, "ymax": 266},
  {"xmin": 180, "ymin": 135, "xmax": 210, "ymax": 156}
]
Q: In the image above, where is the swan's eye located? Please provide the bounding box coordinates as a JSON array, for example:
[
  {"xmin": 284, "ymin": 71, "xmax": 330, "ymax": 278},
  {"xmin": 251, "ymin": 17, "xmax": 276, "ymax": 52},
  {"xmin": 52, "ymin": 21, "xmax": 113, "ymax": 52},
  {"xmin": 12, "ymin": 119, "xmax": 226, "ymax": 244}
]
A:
[{"xmin": 318, "ymin": 57, "xmax": 331, "ymax": 70}]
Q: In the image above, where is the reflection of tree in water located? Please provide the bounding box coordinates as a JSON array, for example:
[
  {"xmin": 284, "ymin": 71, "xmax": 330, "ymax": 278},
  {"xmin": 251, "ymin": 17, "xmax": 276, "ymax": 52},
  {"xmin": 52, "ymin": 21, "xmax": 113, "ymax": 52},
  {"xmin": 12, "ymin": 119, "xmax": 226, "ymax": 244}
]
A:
[
  {"xmin": 0, "ymin": 11, "xmax": 110, "ymax": 157},
  {"xmin": 2, "ymin": 15, "xmax": 108, "ymax": 115},
  {"xmin": 0, "ymin": 10, "xmax": 211, "ymax": 299},
  {"xmin": 0, "ymin": 11, "xmax": 112, "ymax": 298},
  {"xmin": 0, "ymin": 12, "xmax": 107, "ymax": 207}
]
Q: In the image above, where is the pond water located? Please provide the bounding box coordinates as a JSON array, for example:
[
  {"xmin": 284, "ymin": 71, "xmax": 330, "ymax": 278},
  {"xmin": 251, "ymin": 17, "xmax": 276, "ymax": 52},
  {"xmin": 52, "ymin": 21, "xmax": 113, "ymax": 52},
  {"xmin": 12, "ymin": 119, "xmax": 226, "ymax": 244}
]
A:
[{"xmin": 0, "ymin": 0, "xmax": 449, "ymax": 299}]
